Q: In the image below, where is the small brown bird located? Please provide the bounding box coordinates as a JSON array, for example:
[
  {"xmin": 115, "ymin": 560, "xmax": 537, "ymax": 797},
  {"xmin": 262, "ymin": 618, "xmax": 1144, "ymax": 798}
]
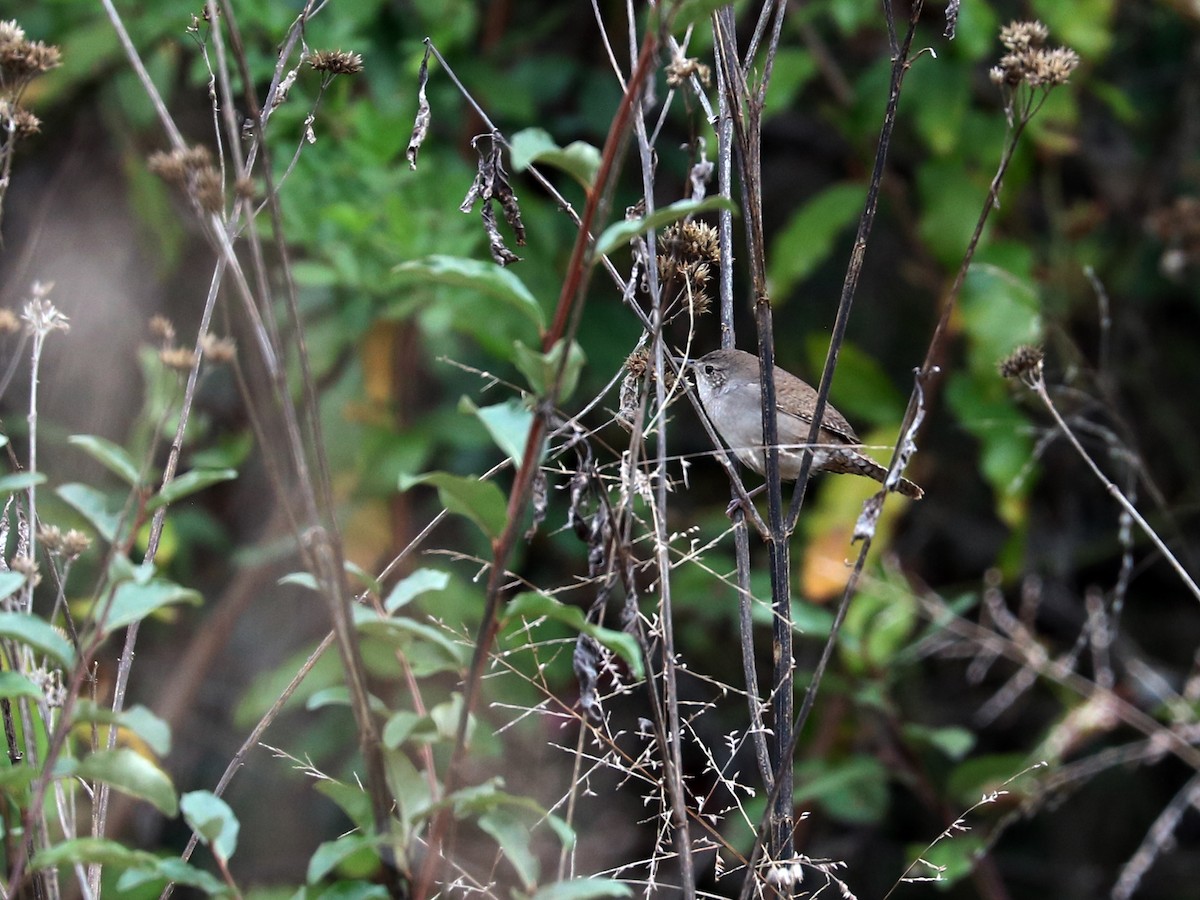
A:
[{"xmin": 691, "ymin": 348, "xmax": 923, "ymax": 499}]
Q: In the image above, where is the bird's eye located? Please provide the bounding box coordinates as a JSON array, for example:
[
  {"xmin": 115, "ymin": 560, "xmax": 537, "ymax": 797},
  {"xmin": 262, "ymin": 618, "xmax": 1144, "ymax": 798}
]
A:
[{"xmin": 702, "ymin": 364, "xmax": 714, "ymax": 376}]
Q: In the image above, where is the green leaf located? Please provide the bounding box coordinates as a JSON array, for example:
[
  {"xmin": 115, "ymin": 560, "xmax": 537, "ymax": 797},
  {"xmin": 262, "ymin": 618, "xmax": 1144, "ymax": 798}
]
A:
[
  {"xmin": 181, "ymin": 790, "xmax": 240, "ymax": 861},
  {"xmin": 960, "ymin": 263, "xmax": 1042, "ymax": 372},
  {"xmin": 842, "ymin": 585, "xmax": 918, "ymax": 672},
  {"xmin": 57, "ymin": 483, "xmax": 124, "ymax": 543},
  {"xmin": 767, "ymin": 183, "xmax": 863, "ymax": 300},
  {"xmin": 903, "ymin": 832, "xmax": 985, "ymax": 889},
  {"xmin": 0, "ymin": 472, "xmax": 47, "ymax": 494},
  {"xmin": 447, "ymin": 784, "xmax": 574, "ymax": 886},
  {"xmin": 593, "ymin": 196, "xmax": 737, "ymax": 258},
  {"xmin": 478, "ymin": 806, "xmax": 539, "ymax": 889},
  {"xmin": 0, "ymin": 572, "xmax": 25, "ymax": 603},
  {"xmin": 315, "ymin": 779, "xmax": 374, "ymax": 833},
  {"xmin": 460, "ymin": 397, "xmax": 534, "ymax": 468},
  {"xmin": 1030, "ymin": 0, "xmax": 1114, "ymax": 57},
  {"xmin": 279, "ymin": 572, "xmax": 320, "ymax": 591},
  {"xmin": 506, "ymin": 592, "xmax": 643, "ymax": 678},
  {"xmin": 72, "ymin": 702, "xmax": 172, "ymax": 757},
  {"xmin": 947, "ymin": 752, "xmax": 1032, "ymax": 806},
  {"xmin": 103, "ymin": 579, "xmax": 203, "ymax": 633},
  {"xmin": 385, "ymin": 747, "xmax": 434, "ymax": 830},
  {"xmin": 803, "ymin": 337, "xmax": 906, "ymax": 426},
  {"xmin": 0, "ymin": 671, "xmax": 43, "ymax": 700},
  {"xmin": 383, "ymin": 568, "xmax": 450, "ymax": 613},
  {"xmin": 0, "ymin": 612, "xmax": 75, "ymax": 667},
  {"xmin": 531, "ymin": 879, "xmax": 634, "ymax": 900},
  {"xmin": 59, "ymin": 748, "xmax": 178, "ymax": 816},
  {"xmin": 278, "ymin": 558, "xmax": 378, "ymax": 596},
  {"xmin": 304, "ymin": 686, "xmax": 388, "ymax": 716},
  {"xmin": 393, "ymin": 255, "xmax": 545, "ymax": 332},
  {"xmin": 399, "ymin": 471, "xmax": 508, "ymax": 542},
  {"xmin": 903, "ymin": 724, "xmax": 976, "ymax": 761},
  {"xmin": 511, "ymin": 338, "xmax": 586, "ymax": 402},
  {"xmin": 382, "ymin": 710, "xmax": 438, "ymax": 749},
  {"xmin": 308, "ymin": 833, "xmax": 379, "ymax": 884},
  {"xmin": 150, "ymin": 468, "xmax": 237, "ymax": 509},
  {"xmin": 794, "ymin": 755, "xmax": 889, "ymax": 825},
  {"xmin": 917, "ymin": 161, "xmax": 989, "ymax": 267},
  {"xmin": 32, "ymin": 837, "xmax": 159, "ymax": 870},
  {"xmin": 907, "ymin": 58, "xmax": 970, "ymax": 156},
  {"xmin": 428, "ymin": 694, "xmax": 465, "ymax": 741},
  {"xmin": 352, "ymin": 605, "xmax": 467, "ymax": 674},
  {"xmin": 115, "ymin": 855, "xmax": 226, "ymax": 895},
  {"xmin": 945, "ymin": 375, "xmax": 1035, "ymax": 523},
  {"xmin": 0, "ymin": 765, "xmax": 36, "ymax": 793},
  {"xmin": 509, "ymin": 127, "xmax": 601, "ymax": 191},
  {"xmin": 68, "ymin": 435, "xmax": 142, "ymax": 486}
]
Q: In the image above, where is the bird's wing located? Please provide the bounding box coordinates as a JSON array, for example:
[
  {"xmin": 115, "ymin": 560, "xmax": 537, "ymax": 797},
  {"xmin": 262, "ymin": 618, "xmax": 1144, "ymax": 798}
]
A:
[{"xmin": 773, "ymin": 389, "xmax": 860, "ymax": 445}]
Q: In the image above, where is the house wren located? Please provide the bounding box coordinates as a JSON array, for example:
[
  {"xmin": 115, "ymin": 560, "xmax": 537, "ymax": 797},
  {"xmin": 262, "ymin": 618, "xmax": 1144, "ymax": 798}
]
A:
[{"xmin": 691, "ymin": 349, "xmax": 923, "ymax": 499}]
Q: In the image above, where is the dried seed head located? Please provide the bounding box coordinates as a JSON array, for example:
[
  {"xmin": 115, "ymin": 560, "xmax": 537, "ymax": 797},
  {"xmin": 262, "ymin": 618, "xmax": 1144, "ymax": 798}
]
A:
[
  {"xmin": 0, "ymin": 20, "xmax": 61, "ymax": 81},
  {"xmin": 149, "ymin": 314, "xmax": 176, "ymax": 344},
  {"xmin": 666, "ymin": 221, "xmax": 720, "ymax": 263},
  {"xmin": 658, "ymin": 222, "xmax": 720, "ymax": 318},
  {"xmin": 160, "ymin": 346, "xmax": 199, "ymax": 371},
  {"xmin": 62, "ymin": 529, "xmax": 91, "ymax": 558},
  {"xmin": 1028, "ymin": 47, "xmax": 1080, "ymax": 87},
  {"xmin": 0, "ymin": 100, "xmax": 40, "ymax": 138},
  {"xmin": 665, "ymin": 56, "xmax": 711, "ymax": 88},
  {"xmin": 0, "ymin": 307, "xmax": 19, "ymax": 334},
  {"xmin": 309, "ymin": 49, "xmax": 364, "ymax": 76},
  {"xmin": 200, "ymin": 333, "xmax": 236, "ymax": 364},
  {"xmin": 992, "ymin": 21, "xmax": 1078, "ymax": 92},
  {"xmin": 0, "ymin": 20, "xmax": 25, "ymax": 46},
  {"xmin": 37, "ymin": 524, "xmax": 89, "ymax": 560},
  {"xmin": 192, "ymin": 165, "xmax": 224, "ymax": 213},
  {"xmin": 148, "ymin": 145, "xmax": 213, "ymax": 185},
  {"xmin": 36, "ymin": 524, "xmax": 63, "ymax": 552},
  {"xmin": 999, "ymin": 20, "xmax": 1049, "ymax": 52},
  {"xmin": 148, "ymin": 150, "xmax": 188, "ymax": 184},
  {"xmin": 11, "ymin": 554, "xmax": 40, "ymax": 586},
  {"xmin": 22, "ymin": 282, "xmax": 68, "ymax": 335},
  {"xmin": 625, "ymin": 347, "xmax": 650, "ymax": 381},
  {"xmin": 10, "ymin": 105, "xmax": 39, "ymax": 136},
  {"xmin": 999, "ymin": 344, "xmax": 1044, "ymax": 381}
]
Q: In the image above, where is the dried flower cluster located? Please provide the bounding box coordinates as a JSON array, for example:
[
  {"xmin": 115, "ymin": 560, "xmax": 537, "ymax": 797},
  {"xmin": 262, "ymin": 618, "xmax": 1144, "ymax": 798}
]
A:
[
  {"xmin": 665, "ymin": 55, "xmax": 710, "ymax": 88},
  {"xmin": 148, "ymin": 314, "xmax": 235, "ymax": 372},
  {"xmin": 624, "ymin": 347, "xmax": 650, "ymax": 382},
  {"xmin": 200, "ymin": 332, "xmax": 236, "ymax": 364},
  {"xmin": 147, "ymin": 144, "xmax": 224, "ymax": 214},
  {"xmin": 617, "ymin": 344, "xmax": 682, "ymax": 429},
  {"xmin": 308, "ymin": 49, "xmax": 364, "ymax": 77},
  {"xmin": 658, "ymin": 220, "xmax": 721, "ymax": 319},
  {"xmin": 21, "ymin": 281, "xmax": 68, "ymax": 337},
  {"xmin": 990, "ymin": 21, "xmax": 1080, "ymax": 90},
  {"xmin": 37, "ymin": 524, "xmax": 92, "ymax": 560},
  {"xmin": 0, "ymin": 19, "xmax": 60, "ymax": 89},
  {"xmin": 999, "ymin": 344, "xmax": 1045, "ymax": 383},
  {"xmin": 1, "ymin": 20, "xmax": 61, "ymax": 225},
  {"xmin": 10, "ymin": 553, "xmax": 40, "ymax": 587}
]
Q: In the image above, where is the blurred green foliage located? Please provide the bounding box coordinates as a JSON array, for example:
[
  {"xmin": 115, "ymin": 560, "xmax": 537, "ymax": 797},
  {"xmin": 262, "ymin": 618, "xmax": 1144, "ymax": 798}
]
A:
[{"xmin": 9, "ymin": 0, "xmax": 1200, "ymax": 895}]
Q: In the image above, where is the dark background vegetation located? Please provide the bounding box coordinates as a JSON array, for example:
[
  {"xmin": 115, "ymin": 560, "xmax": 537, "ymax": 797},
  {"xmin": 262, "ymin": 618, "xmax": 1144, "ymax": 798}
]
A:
[{"xmin": 3, "ymin": 1, "xmax": 1200, "ymax": 897}]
